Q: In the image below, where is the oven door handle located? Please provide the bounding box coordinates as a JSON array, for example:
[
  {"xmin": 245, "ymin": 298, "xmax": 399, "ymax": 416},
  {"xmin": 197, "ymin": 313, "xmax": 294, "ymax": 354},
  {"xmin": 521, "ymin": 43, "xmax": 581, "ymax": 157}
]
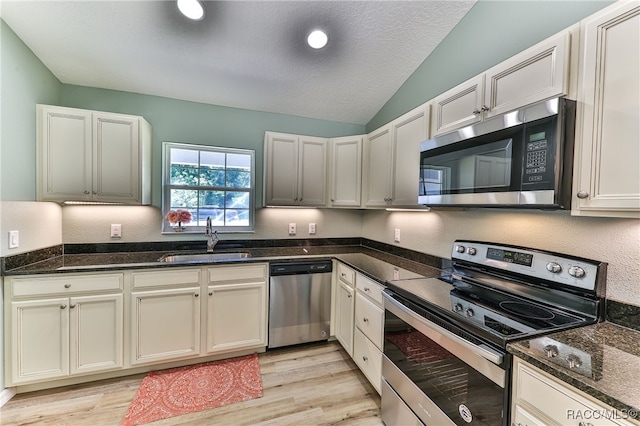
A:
[{"xmin": 383, "ymin": 291, "xmax": 504, "ymax": 366}]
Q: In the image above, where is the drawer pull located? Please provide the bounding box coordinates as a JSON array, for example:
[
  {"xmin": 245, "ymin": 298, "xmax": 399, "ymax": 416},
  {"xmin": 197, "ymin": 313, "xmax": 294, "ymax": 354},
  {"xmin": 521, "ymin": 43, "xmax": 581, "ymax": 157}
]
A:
[
  {"xmin": 194, "ymin": 293, "xmax": 199, "ymax": 298},
  {"xmin": 341, "ymin": 273, "xmax": 347, "ymax": 277},
  {"xmin": 209, "ymin": 292, "xmax": 213, "ymax": 296},
  {"xmin": 362, "ymin": 356, "xmax": 368, "ymax": 362},
  {"xmin": 347, "ymin": 294, "xmax": 352, "ymax": 298},
  {"xmin": 363, "ymin": 317, "xmax": 369, "ymax": 323},
  {"xmin": 70, "ymin": 304, "xmax": 77, "ymax": 309},
  {"xmin": 64, "ymin": 284, "xmax": 71, "ymax": 289},
  {"xmin": 60, "ymin": 304, "xmax": 67, "ymax": 309},
  {"xmin": 364, "ymin": 287, "xmax": 370, "ymax": 292}
]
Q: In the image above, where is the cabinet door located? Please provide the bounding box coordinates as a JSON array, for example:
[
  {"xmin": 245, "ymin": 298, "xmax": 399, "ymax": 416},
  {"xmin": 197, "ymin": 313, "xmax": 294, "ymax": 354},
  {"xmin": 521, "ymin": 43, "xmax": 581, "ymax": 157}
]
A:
[
  {"xmin": 70, "ymin": 294, "xmax": 123, "ymax": 375},
  {"xmin": 264, "ymin": 132, "xmax": 299, "ymax": 205},
  {"xmin": 37, "ymin": 105, "xmax": 92, "ymax": 201},
  {"xmin": 298, "ymin": 136, "xmax": 328, "ymax": 206},
  {"xmin": 329, "ymin": 136, "xmax": 363, "ymax": 207},
  {"xmin": 573, "ymin": 1, "xmax": 640, "ymax": 218},
  {"xmin": 392, "ymin": 104, "xmax": 430, "ymax": 206},
  {"xmin": 10, "ymin": 298, "xmax": 69, "ymax": 384},
  {"xmin": 206, "ymin": 282, "xmax": 267, "ymax": 353},
  {"xmin": 432, "ymin": 75, "xmax": 484, "ymax": 136},
  {"xmin": 364, "ymin": 124, "xmax": 394, "ymax": 207},
  {"xmin": 484, "ymin": 31, "xmax": 570, "ymax": 119},
  {"xmin": 93, "ymin": 113, "xmax": 141, "ymax": 203},
  {"xmin": 131, "ymin": 287, "xmax": 201, "ymax": 365},
  {"xmin": 334, "ymin": 280, "xmax": 355, "ymax": 356}
]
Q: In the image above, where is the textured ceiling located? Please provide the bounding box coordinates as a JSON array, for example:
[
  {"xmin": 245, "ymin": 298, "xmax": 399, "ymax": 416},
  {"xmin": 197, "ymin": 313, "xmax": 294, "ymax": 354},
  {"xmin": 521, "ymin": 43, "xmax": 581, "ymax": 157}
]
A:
[{"xmin": 1, "ymin": 0, "xmax": 476, "ymax": 125}]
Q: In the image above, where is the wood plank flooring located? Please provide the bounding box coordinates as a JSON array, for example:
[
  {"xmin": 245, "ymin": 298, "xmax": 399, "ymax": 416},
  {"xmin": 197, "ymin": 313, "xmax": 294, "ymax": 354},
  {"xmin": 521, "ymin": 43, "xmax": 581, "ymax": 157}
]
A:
[{"xmin": 0, "ymin": 341, "xmax": 382, "ymax": 426}]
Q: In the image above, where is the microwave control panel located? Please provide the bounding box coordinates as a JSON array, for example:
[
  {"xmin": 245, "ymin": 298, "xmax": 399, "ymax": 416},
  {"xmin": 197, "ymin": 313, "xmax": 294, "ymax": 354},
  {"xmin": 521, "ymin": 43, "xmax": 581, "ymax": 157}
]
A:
[{"xmin": 522, "ymin": 121, "xmax": 556, "ymax": 189}]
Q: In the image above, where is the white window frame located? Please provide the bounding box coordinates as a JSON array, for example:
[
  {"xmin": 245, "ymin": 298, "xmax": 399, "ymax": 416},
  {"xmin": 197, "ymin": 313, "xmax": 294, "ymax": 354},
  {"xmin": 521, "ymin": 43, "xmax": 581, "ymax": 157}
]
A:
[{"xmin": 162, "ymin": 142, "xmax": 255, "ymax": 233}]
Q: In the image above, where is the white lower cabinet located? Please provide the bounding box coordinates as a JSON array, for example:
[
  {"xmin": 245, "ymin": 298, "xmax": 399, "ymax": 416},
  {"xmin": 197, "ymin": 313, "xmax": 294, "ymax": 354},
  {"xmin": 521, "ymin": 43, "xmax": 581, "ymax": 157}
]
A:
[
  {"xmin": 352, "ymin": 272, "xmax": 385, "ymax": 394},
  {"xmin": 130, "ymin": 287, "xmax": 201, "ymax": 365},
  {"xmin": 333, "ymin": 262, "xmax": 356, "ymax": 357},
  {"xmin": 206, "ymin": 263, "xmax": 268, "ymax": 354},
  {"xmin": 512, "ymin": 357, "xmax": 639, "ymax": 426},
  {"xmin": 6, "ymin": 274, "xmax": 124, "ymax": 386}
]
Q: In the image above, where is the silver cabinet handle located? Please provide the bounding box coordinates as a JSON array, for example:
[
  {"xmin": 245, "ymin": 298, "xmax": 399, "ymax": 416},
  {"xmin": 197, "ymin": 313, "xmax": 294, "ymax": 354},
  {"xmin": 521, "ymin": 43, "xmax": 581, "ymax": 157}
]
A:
[
  {"xmin": 60, "ymin": 304, "xmax": 67, "ymax": 309},
  {"xmin": 64, "ymin": 284, "xmax": 71, "ymax": 289},
  {"xmin": 194, "ymin": 293, "xmax": 199, "ymax": 298},
  {"xmin": 363, "ymin": 317, "xmax": 369, "ymax": 323},
  {"xmin": 208, "ymin": 292, "xmax": 213, "ymax": 296},
  {"xmin": 481, "ymin": 105, "xmax": 489, "ymax": 112},
  {"xmin": 577, "ymin": 191, "xmax": 589, "ymax": 199},
  {"xmin": 362, "ymin": 356, "xmax": 368, "ymax": 362},
  {"xmin": 364, "ymin": 287, "xmax": 370, "ymax": 292},
  {"xmin": 473, "ymin": 109, "xmax": 481, "ymax": 115},
  {"xmin": 83, "ymin": 191, "xmax": 90, "ymax": 195},
  {"xmin": 347, "ymin": 294, "xmax": 352, "ymax": 298},
  {"xmin": 70, "ymin": 304, "xmax": 77, "ymax": 309}
]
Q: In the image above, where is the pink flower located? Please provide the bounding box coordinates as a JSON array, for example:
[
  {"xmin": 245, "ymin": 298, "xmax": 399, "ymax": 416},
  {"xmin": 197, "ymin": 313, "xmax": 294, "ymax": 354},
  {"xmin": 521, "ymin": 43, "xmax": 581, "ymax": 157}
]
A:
[
  {"xmin": 166, "ymin": 210, "xmax": 180, "ymax": 223},
  {"xmin": 178, "ymin": 209, "xmax": 192, "ymax": 224}
]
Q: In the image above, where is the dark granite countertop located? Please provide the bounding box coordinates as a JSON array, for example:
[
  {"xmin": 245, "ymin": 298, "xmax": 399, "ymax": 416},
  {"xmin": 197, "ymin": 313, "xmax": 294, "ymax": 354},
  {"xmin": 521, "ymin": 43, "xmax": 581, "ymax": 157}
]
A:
[
  {"xmin": 508, "ymin": 322, "xmax": 640, "ymax": 417},
  {"xmin": 2, "ymin": 243, "xmax": 440, "ymax": 285}
]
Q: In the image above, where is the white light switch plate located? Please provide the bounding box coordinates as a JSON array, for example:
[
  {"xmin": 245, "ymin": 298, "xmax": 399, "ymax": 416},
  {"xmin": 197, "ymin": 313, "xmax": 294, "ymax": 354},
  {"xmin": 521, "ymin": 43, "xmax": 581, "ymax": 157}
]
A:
[
  {"xmin": 9, "ymin": 230, "xmax": 19, "ymax": 249},
  {"xmin": 309, "ymin": 223, "xmax": 316, "ymax": 234},
  {"xmin": 288, "ymin": 223, "xmax": 296, "ymax": 235},
  {"xmin": 394, "ymin": 228, "xmax": 401, "ymax": 243}
]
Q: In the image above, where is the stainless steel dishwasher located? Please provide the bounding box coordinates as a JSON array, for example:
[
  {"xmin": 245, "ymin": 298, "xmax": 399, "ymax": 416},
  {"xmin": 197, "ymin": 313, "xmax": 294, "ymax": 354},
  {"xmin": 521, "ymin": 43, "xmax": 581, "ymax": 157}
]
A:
[{"xmin": 268, "ymin": 260, "xmax": 333, "ymax": 349}]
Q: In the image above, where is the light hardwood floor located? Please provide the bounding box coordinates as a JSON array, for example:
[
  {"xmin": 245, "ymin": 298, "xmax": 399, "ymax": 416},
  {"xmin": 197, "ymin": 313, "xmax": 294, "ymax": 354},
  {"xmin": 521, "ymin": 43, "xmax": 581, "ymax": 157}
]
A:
[{"xmin": 0, "ymin": 341, "xmax": 383, "ymax": 426}]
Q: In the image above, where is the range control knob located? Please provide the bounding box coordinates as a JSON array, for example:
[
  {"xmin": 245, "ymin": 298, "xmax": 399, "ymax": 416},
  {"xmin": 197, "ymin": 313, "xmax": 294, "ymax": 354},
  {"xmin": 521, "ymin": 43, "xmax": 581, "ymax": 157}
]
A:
[
  {"xmin": 546, "ymin": 262, "xmax": 562, "ymax": 274},
  {"xmin": 567, "ymin": 354, "xmax": 583, "ymax": 369},
  {"xmin": 465, "ymin": 308, "xmax": 475, "ymax": 318},
  {"xmin": 456, "ymin": 245, "xmax": 466, "ymax": 253},
  {"xmin": 543, "ymin": 345, "xmax": 559, "ymax": 358},
  {"xmin": 569, "ymin": 266, "xmax": 586, "ymax": 279},
  {"xmin": 467, "ymin": 247, "xmax": 477, "ymax": 255},
  {"xmin": 453, "ymin": 303, "xmax": 463, "ymax": 313}
]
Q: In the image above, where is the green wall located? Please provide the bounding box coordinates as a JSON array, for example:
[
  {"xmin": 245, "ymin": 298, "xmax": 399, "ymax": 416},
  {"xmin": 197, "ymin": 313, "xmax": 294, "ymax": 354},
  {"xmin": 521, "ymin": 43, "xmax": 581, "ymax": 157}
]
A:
[
  {"xmin": 0, "ymin": 20, "xmax": 62, "ymax": 201},
  {"xmin": 366, "ymin": 0, "xmax": 615, "ymax": 131}
]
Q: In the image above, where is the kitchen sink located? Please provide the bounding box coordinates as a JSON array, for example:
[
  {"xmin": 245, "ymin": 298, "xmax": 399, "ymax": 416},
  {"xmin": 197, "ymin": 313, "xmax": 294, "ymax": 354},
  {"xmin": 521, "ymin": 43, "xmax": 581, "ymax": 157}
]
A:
[{"xmin": 158, "ymin": 252, "xmax": 251, "ymax": 263}]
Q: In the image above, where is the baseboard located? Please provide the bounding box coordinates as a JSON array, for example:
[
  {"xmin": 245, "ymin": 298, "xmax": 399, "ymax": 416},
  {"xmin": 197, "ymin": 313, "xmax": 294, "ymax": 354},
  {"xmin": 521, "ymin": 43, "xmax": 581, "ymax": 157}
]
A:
[{"xmin": 0, "ymin": 387, "xmax": 17, "ymax": 407}]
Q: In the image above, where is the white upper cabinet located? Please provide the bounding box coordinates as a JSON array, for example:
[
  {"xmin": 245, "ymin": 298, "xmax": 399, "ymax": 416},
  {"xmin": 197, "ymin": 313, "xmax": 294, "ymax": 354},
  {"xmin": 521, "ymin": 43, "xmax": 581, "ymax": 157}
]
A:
[
  {"xmin": 391, "ymin": 103, "xmax": 430, "ymax": 206},
  {"xmin": 328, "ymin": 135, "xmax": 364, "ymax": 208},
  {"xmin": 364, "ymin": 103, "xmax": 430, "ymax": 207},
  {"xmin": 433, "ymin": 30, "xmax": 572, "ymax": 136},
  {"xmin": 432, "ymin": 75, "xmax": 484, "ymax": 136},
  {"xmin": 364, "ymin": 124, "xmax": 394, "ymax": 207},
  {"xmin": 264, "ymin": 131, "xmax": 327, "ymax": 207},
  {"xmin": 36, "ymin": 105, "xmax": 151, "ymax": 204},
  {"xmin": 572, "ymin": 0, "xmax": 640, "ymax": 218}
]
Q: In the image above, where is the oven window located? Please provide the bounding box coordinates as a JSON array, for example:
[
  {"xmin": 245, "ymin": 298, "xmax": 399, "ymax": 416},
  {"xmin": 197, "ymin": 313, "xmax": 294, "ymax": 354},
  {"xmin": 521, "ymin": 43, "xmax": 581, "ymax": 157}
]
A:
[{"xmin": 384, "ymin": 310, "xmax": 505, "ymax": 425}]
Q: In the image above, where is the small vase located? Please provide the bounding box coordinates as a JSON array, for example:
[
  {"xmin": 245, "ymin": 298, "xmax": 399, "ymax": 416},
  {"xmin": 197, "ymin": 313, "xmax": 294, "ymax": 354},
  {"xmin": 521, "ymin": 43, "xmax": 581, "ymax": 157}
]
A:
[{"xmin": 173, "ymin": 222, "xmax": 184, "ymax": 232}]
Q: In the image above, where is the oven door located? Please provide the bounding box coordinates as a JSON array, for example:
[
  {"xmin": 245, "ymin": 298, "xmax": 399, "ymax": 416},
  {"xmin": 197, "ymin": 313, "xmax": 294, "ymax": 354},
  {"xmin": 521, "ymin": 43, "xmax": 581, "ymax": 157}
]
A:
[{"xmin": 382, "ymin": 290, "xmax": 510, "ymax": 426}]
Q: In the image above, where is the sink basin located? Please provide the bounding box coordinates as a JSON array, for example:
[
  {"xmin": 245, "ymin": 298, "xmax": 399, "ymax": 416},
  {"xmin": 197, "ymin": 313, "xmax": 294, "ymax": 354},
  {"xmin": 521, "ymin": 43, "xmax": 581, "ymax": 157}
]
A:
[{"xmin": 158, "ymin": 252, "xmax": 251, "ymax": 263}]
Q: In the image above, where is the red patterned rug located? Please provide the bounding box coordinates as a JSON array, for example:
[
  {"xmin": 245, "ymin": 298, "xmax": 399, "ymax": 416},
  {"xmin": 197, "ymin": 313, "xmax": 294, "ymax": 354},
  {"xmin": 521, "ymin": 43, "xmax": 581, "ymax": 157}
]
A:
[{"xmin": 122, "ymin": 354, "xmax": 263, "ymax": 425}]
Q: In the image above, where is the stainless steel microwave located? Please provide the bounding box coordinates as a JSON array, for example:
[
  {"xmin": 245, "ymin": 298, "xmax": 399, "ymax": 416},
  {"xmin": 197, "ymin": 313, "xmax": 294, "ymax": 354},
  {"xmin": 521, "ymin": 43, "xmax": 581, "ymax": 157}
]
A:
[{"xmin": 419, "ymin": 97, "xmax": 576, "ymax": 208}]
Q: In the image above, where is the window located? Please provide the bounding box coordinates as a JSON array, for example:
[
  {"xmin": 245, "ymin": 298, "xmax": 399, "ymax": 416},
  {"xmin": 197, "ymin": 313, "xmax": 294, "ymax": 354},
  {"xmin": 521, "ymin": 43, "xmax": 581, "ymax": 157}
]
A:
[{"xmin": 162, "ymin": 142, "xmax": 255, "ymax": 233}]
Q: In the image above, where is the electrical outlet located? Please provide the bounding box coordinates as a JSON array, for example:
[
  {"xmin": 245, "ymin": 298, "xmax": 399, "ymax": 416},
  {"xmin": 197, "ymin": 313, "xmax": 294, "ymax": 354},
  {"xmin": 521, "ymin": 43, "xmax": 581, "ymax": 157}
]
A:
[
  {"xmin": 393, "ymin": 267, "xmax": 400, "ymax": 280},
  {"xmin": 309, "ymin": 223, "xmax": 316, "ymax": 235},
  {"xmin": 9, "ymin": 230, "xmax": 19, "ymax": 249},
  {"xmin": 394, "ymin": 228, "xmax": 401, "ymax": 243},
  {"xmin": 288, "ymin": 223, "xmax": 296, "ymax": 235},
  {"xmin": 111, "ymin": 224, "xmax": 122, "ymax": 238}
]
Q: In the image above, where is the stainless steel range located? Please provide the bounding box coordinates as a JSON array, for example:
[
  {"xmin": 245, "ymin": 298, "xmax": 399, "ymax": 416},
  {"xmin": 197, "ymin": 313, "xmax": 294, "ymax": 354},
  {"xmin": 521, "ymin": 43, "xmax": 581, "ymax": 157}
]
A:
[{"xmin": 381, "ymin": 240, "xmax": 607, "ymax": 426}]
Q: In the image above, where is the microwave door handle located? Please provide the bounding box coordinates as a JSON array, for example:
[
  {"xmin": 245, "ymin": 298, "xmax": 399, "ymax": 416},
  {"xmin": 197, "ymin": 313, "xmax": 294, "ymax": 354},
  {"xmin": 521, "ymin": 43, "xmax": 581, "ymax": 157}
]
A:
[{"xmin": 383, "ymin": 292, "xmax": 504, "ymax": 366}]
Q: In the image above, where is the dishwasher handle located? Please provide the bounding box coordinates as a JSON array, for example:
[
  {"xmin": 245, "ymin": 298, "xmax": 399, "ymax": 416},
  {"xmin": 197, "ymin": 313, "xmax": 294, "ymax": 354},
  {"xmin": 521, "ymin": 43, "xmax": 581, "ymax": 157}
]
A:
[{"xmin": 270, "ymin": 260, "xmax": 333, "ymax": 276}]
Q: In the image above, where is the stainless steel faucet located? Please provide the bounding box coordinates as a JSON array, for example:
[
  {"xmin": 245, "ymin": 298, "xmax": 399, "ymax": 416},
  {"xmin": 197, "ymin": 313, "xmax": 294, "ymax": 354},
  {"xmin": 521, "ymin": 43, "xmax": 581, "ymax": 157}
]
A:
[{"xmin": 206, "ymin": 216, "xmax": 218, "ymax": 253}]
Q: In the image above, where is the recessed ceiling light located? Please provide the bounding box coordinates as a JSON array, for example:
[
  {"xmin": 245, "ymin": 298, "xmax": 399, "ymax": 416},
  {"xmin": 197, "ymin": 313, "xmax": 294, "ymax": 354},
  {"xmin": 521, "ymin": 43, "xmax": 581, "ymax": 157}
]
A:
[
  {"xmin": 177, "ymin": 0, "xmax": 205, "ymax": 21},
  {"xmin": 307, "ymin": 30, "xmax": 328, "ymax": 49}
]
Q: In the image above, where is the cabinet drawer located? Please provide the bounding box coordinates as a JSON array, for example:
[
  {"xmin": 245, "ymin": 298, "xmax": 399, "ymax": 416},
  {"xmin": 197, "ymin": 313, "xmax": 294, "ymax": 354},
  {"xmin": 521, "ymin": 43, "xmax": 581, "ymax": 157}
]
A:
[
  {"xmin": 337, "ymin": 262, "xmax": 355, "ymax": 286},
  {"xmin": 512, "ymin": 404, "xmax": 546, "ymax": 426},
  {"xmin": 353, "ymin": 328, "xmax": 382, "ymax": 394},
  {"xmin": 356, "ymin": 273, "xmax": 384, "ymax": 306},
  {"xmin": 132, "ymin": 268, "xmax": 201, "ymax": 289},
  {"xmin": 208, "ymin": 263, "xmax": 267, "ymax": 284},
  {"xmin": 11, "ymin": 274, "xmax": 123, "ymax": 297},
  {"xmin": 515, "ymin": 360, "xmax": 626, "ymax": 426},
  {"xmin": 355, "ymin": 293, "xmax": 384, "ymax": 350}
]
